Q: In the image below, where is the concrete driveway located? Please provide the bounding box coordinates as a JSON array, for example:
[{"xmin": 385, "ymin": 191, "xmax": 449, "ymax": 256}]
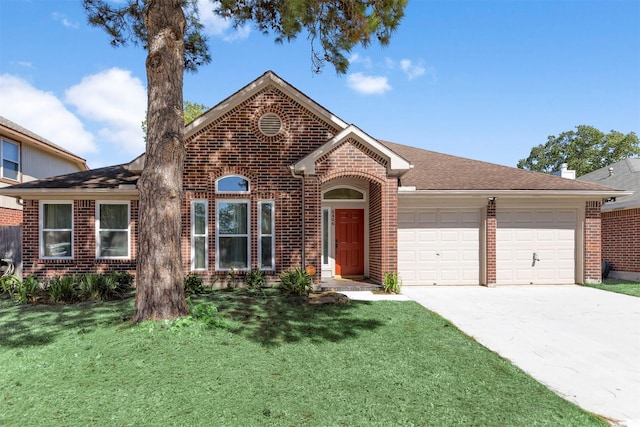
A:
[{"xmin": 401, "ymin": 285, "xmax": 640, "ymax": 427}]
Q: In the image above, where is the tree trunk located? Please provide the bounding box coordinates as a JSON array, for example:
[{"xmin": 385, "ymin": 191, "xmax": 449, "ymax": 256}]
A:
[{"xmin": 133, "ymin": 0, "xmax": 188, "ymax": 321}]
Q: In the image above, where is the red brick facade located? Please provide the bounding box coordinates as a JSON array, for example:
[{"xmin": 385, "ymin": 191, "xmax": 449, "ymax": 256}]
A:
[
  {"xmin": 486, "ymin": 201, "xmax": 496, "ymax": 284},
  {"xmin": 601, "ymin": 208, "xmax": 640, "ymax": 273},
  {"xmin": 584, "ymin": 201, "xmax": 602, "ymax": 283},
  {"xmin": 0, "ymin": 206, "xmax": 22, "ymax": 226},
  {"xmin": 22, "ymin": 199, "xmax": 138, "ymax": 279}
]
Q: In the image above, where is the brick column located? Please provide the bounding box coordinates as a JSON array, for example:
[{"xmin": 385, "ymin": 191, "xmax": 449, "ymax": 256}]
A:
[
  {"xmin": 584, "ymin": 200, "xmax": 602, "ymax": 284},
  {"xmin": 486, "ymin": 201, "xmax": 496, "ymax": 285},
  {"xmin": 303, "ymin": 175, "xmax": 322, "ymax": 283}
]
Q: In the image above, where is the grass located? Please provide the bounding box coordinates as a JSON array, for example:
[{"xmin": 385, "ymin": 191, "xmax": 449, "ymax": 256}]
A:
[
  {"xmin": 0, "ymin": 289, "xmax": 606, "ymax": 427},
  {"xmin": 585, "ymin": 278, "xmax": 640, "ymax": 297}
]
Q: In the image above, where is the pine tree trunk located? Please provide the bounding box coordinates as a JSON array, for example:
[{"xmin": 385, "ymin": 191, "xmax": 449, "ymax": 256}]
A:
[{"xmin": 133, "ymin": 0, "xmax": 188, "ymax": 321}]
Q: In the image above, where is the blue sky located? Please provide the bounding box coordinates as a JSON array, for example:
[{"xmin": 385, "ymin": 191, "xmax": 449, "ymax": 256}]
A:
[{"xmin": 1, "ymin": 0, "xmax": 638, "ymax": 170}]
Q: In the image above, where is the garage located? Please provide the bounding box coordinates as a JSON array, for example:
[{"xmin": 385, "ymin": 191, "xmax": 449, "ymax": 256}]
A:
[
  {"xmin": 398, "ymin": 208, "xmax": 481, "ymax": 285},
  {"xmin": 496, "ymin": 209, "xmax": 576, "ymax": 284}
]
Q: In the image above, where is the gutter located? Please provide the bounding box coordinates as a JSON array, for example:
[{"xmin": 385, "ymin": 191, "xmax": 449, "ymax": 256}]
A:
[{"xmin": 396, "ymin": 189, "xmax": 633, "ymax": 199}]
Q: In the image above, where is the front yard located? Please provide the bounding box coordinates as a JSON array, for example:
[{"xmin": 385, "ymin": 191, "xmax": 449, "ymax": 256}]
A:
[{"xmin": 0, "ymin": 289, "xmax": 606, "ymax": 426}]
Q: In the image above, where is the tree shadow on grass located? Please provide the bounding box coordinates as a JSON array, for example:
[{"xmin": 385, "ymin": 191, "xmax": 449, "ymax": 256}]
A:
[
  {"xmin": 0, "ymin": 298, "xmax": 133, "ymax": 349},
  {"xmin": 196, "ymin": 289, "xmax": 385, "ymax": 347}
]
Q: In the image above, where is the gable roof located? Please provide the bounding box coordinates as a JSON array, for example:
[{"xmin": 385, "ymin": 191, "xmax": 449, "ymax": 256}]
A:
[
  {"xmin": 382, "ymin": 140, "xmax": 627, "ymax": 198},
  {"xmin": 577, "ymin": 158, "xmax": 640, "ymax": 209},
  {"xmin": 293, "ymin": 125, "xmax": 412, "ymax": 176},
  {"xmin": 0, "ymin": 115, "xmax": 88, "ymax": 170}
]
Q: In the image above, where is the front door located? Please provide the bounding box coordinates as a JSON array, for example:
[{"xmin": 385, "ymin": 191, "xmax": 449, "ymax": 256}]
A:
[{"xmin": 335, "ymin": 209, "xmax": 364, "ymax": 276}]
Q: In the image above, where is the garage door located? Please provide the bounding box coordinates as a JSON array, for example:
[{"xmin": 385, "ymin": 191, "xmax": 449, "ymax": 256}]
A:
[
  {"xmin": 398, "ymin": 208, "xmax": 480, "ymax": 285},
  {"xmin": 497, "ymin": 209, "xmax": 576, "ymax": 284}
]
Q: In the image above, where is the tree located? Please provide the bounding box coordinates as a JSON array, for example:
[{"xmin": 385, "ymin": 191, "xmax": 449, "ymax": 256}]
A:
[
  {"xmin": 83, "ymin": 0, "xmax": 408, "ymax": 321},
  {"xmin": 517, "ymin": 125, "xmax": 640, "ymax": 177},
  {"xmin": 142, "ymin": 101, "xmax": 208, "ymax": 137}
]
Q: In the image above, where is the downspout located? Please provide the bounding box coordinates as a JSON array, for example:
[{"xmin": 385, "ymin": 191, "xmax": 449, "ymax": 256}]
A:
[{"xmin": 289, "ymin": 165, "xmax": 305, "ymax": 267}]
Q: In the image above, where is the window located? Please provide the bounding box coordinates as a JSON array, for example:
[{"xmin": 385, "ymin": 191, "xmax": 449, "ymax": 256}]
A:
[
  {"xmin": 258, "ymin": 201, "xmax": 275, "ymax": 270},
  {"xmin": 2, "ymin": 139, "xmax": 19, "ymax": 181},
  {"xmin": 216, "ymin": 175, "xmax": 249, "ymax": 194},
  {"xmin": 191, "ymin": 200, "xmax": 208, "ymax": 270},
  {"xmin": 323, "ymin": 187, "xmax": 365, "ymax": 200},
  {"xmin": 40, "ymin": 202, "xmax": 73, "ymax": 258},
  {"xmin": 322, "ymin": 208, "xmax": 330, "ymax": 265},
  {"xmin": 216, "ymin": 200, "xmax": 249, "ymax": 270},
  {"xmin": 96, "ymin": 202, "xmax": 130, "ymax": 258}
]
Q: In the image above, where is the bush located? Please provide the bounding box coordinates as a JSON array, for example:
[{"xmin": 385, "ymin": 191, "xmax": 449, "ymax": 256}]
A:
[
  {"xmin": 245, "ymin": 268, "xmax": 267, "ymax": 289},
  {"xmin": 15, "ymin": 275, "xmax": 41, "ymax": 304},
  {"xmin": 279, "ymin": 267, "xmax": 313, "ymax": 295},
  {"xmin": 0, "ymin": 274, "xmax": 21, "ymax": 300},
  {"xmin": 78, "ymin": 273, "xmax": 102, "ymax": 301},
  {"xmin": 184, "ymin": 272, "xmax": 205, "ymax": 294},
  {"xmin": 383, "ymin": 272, "xmax": 402, "ymax": 294},
  {"xmin": 48, "ymin": 275, "xmax": 78, "ymax": 303}
]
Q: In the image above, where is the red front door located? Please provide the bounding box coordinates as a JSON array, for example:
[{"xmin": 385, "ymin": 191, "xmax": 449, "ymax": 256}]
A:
[{"xmin": 335, "ymin": 209, "xmax": 364, "ymax": 276}]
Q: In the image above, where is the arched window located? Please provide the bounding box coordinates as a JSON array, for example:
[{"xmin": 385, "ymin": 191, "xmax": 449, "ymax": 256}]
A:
[
  {"xmin": 216, "ymin": 175, "xmax": 250, "ymax": 194},
  {"xmin": 323, "ymin": 187, "xmax": 365, "ymax": 200}
]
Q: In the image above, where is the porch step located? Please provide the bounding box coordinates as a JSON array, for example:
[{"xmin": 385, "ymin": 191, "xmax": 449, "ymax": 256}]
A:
[{"xmin": 319, "ymin": 279, "xmax": 381, "ymax": 292}]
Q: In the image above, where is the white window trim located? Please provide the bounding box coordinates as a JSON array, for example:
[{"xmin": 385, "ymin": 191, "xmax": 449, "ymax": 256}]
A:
[
  {"xmin": 1, "ymin": 138, "xmax": 20, "ymax": 182},
  {"xmin": 215, "ymin": 199, "xmax": 250, "ymax": 271},
  {"xmin": 215, "ymin": 174, "xmax": 250, "ymax": 194},
  {"xmin": 322, "ymin": 185, "xmax": 366, "ymax": 202},
  {"xmin": 191, "ymin": 199, "xmax": 208, "ymax": 271},
  {"xmin": 40, "ymin": 201, "xmax": 73, "ymax": 259},
  {"xmin": 95, "ymin": 201, "xmax": 131, "ymax": 259},
  {"xmin": 258, "ymin": 200, "xmax": 275, "ymax": 271},
  {"xmin": 321, "ymin": 207, "xmax": 331, "ymax": 268}
]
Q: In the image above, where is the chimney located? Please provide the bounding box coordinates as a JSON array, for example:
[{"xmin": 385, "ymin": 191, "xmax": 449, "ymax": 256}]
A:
[{"xmin": 553, "ymin": 163, "xmax": 576, "ymax": 180}]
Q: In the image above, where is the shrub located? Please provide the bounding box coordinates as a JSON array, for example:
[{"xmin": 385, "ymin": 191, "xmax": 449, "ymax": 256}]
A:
[
  {"xmin": 0, "ymin": 274, "xmax": 21, "ymax": 300},
  {"xmin": 97, "ymin": 271, "xmax": 131, "ymax": 300},
  {"xmin": 383, "ymin": 272, "xmax": 402, "ymax": 294},
  {"xmin": 184, "ymin": 272, "xmax": 205, "ymax": 294},
  {"xmin": 78, "ymin": 273, "xmax": 102, "ymax": 301},
  {"xmin": 48, "ymin": 275, "xmax": 78, "ymax": 303},
  {"xmin": 245, "ymin": 268, "xmax": 267, "ymax": 289},
  {"xmin": 279, "ymin": 267, "xmax": 313, "ymax": 295},
  {"xmin": 15, "ymin": 275, "xmax": 41, "ymax": 304}
]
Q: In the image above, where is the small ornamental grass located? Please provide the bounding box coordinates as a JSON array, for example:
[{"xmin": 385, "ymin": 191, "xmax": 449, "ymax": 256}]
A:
[
  {"xmin": 382, "ymin": 271, "xmax": 402, "ymax": 294},
  {"xmin": 279, "ymin": 267, "xmax": 313, "ymax": 295}
]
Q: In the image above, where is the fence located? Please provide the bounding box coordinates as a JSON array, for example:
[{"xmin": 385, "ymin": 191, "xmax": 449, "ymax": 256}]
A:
[{"xmin": 1, "ymin": 226, "xmax": 22, "ymax": 279}]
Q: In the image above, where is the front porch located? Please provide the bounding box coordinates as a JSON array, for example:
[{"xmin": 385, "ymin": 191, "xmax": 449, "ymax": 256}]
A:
[{"xmin": 319, "ymin": 277, "xmax": 381, "ymax": 292}]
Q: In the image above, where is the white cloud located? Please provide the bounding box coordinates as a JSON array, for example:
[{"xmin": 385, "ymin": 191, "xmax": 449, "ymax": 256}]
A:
[
  {"xmin": 347, "ymin": 72, "xmax": 391, "ymax": 95},
  {"xmin": 52, "ymin": 12, "xmax": 79, "ymax": 29},
  {"xmin": 349, "ymin": 53, "xmax": 373, "ymax": 69},
  {"xmin": 400, "ymin": 59, "xmax": 426, "ymax": 80},
  {"xmin": 0, "ymin": 74, "xmax": 97, "ymax": 154},
  {"xmin": 65, "ymin": 68, "xmax": 146, "ymax": 156},
  {"xmin": 198, "ymin": 0, "xmax": 250, "ymax": 40}
]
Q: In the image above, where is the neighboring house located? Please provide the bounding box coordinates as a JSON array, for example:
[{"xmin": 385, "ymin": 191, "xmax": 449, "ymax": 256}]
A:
[
  {"xmin": 578, "ymin": 158, "xmax": 640, "ymax": 281},
  {"xmin": 0, "ymin": 71, "xmax": 626, "ymax": 286},
  {"xmin": 0, "ymin": 116, "xmax": 88, "ymax": 226}
]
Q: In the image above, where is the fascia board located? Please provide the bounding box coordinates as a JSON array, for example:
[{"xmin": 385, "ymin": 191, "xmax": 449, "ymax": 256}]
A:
[
  {"xmin": 0, "ymin": 188, "xmax": 139, "ymax": 200},
  {"xmin": 397, "ymin": 189, "xmax": 632, "ymax": 198}
]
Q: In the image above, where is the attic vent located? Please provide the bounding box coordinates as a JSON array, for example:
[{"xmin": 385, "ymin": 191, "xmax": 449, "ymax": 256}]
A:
[{"xmin": 258, "ymin": 113, "xmax": 282, "ymax": 136}]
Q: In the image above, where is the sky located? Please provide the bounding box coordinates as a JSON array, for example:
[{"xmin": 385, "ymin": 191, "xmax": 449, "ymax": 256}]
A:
[{"xmin": 0, "ymin": 0, "xmax": 638, "ymax": 170}]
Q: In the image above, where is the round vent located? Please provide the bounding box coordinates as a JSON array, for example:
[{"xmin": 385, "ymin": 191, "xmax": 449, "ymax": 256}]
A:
[{"xmin": 258, "ymin": 113, "xmax": 282, "ymax": 137}]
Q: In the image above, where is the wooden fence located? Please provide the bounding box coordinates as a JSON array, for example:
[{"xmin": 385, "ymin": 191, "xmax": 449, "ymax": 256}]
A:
[{"xmin": 1, "ymin": 226, "xmax": 22, "ymax": 279}]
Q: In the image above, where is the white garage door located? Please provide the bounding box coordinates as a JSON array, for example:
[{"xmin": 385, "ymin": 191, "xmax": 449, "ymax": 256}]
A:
[
  {"xmin": 398, "ymin": 208, "xmax": 480, "ymax": 285},
  {"xmin": 497, "ymin": 209, "xmax": 576, "ymax": 285}
]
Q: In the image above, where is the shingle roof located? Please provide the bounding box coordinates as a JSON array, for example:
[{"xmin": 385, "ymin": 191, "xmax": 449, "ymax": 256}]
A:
[
  {"xmin": 577, "ymin": 158, "xmax": 640, "ymax": 208},
  {"xmin": 4, "ymin": 164, "xmax": 138, "ymax": 190},
  {"xmin": 0, "ymin": 115, "xmax": 88, "ymax": 167},
  {"xmin": 381, "ymin": 140, "xmax": 619, "ymax": 192}
]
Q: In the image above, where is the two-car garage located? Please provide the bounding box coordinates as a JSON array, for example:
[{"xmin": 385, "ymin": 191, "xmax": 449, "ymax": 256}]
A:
[{"xmin": 398, "ymin": 201, "xmax": 578, "ymax": 286}]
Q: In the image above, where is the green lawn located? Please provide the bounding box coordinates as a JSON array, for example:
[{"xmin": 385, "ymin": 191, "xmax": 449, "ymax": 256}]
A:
[
  {"xmin": 585, "ymin": 278, "xmax": 640, "ymax": 297},
  {"xmin": 1, "ymin": 289, "xmax": 606, "ymax": 426}
]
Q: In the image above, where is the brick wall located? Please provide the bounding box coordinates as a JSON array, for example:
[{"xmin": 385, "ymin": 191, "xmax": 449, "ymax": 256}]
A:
[
  {"xmin": 601, "ymin": 208, "xmax": 640, "ymax": 273},
  {"xmin": 22, "ymin": 199, "xmax": 137, "ymax": 279},
  {"xmin": 486, "ymin": 201, "xmax": 496, "ymax": 284},
  {"xmin": 0, "ymin": 206, "xmax": 22, "ymax": 226},
  {"xmin": 584, "ymin": 200, "xmax": 602, "ymax": 283}
]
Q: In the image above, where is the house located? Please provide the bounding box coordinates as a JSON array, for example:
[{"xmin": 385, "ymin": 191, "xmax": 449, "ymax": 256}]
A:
[
  {"xmin": 0, "ymin": 71, "xmax": 626, "ymax": 286},
  {"xmin": 578, "ymin": 158, "xmax": 640, "ymax": 281},
  {"xmin": 1, "ymin": 116, "xmax": 88, "ymax": 226}
]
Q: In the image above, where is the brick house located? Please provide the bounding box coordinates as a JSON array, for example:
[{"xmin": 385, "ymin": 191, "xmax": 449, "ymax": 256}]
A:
[
  {"xmin": 0, "ymin": 71, "xmax": 626, "ymax": 285},
  {"xmin": 578, "ymin": 158, "xmax": 640, "ymax": 281},
  {"xmin": 1, "ymin": 116, "xmax": 88, "ymax": 226}
]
